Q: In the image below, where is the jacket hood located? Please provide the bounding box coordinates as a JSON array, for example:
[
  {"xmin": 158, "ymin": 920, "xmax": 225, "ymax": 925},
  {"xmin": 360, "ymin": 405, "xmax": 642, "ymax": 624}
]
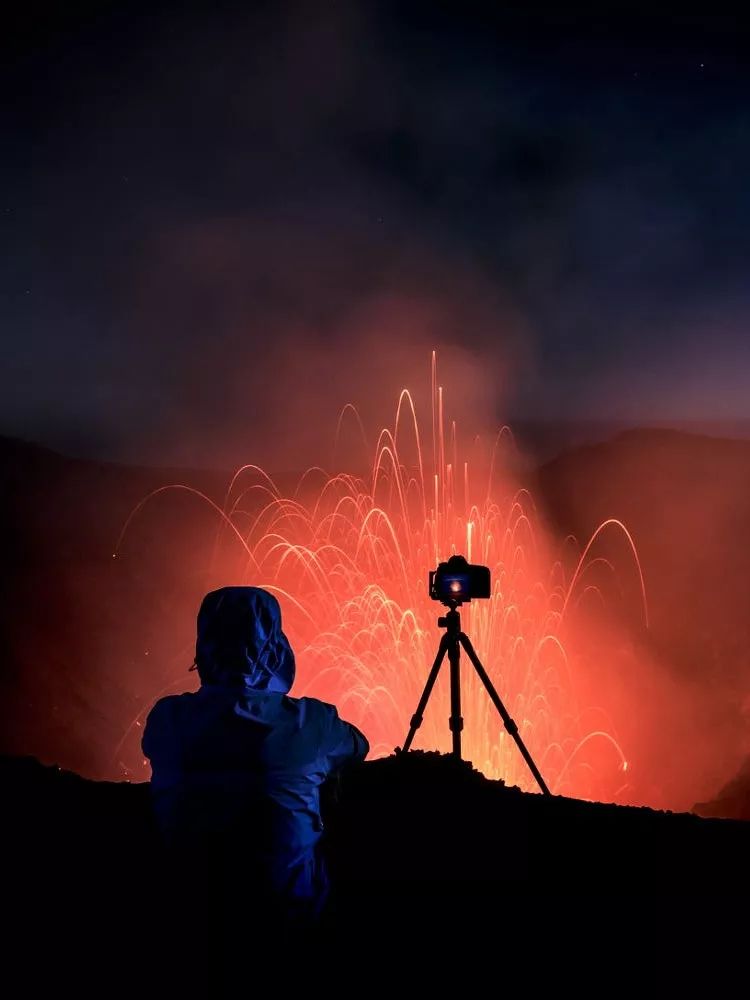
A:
[{"xmin": 195, "ymin": 587, "xmax": 295, "ymax": 693}]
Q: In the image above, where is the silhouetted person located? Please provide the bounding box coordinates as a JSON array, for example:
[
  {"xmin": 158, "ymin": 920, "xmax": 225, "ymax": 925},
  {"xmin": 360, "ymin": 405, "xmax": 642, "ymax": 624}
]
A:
[{"xmin": 142, "ymin": 586, "xmax": 369, "ymax": 931}]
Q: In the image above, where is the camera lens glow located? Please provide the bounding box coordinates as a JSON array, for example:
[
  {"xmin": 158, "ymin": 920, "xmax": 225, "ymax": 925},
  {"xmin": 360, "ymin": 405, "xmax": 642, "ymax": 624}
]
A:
[{"xmin": 450, "ymin": 580, "xmax": 462, "ymax": 593}]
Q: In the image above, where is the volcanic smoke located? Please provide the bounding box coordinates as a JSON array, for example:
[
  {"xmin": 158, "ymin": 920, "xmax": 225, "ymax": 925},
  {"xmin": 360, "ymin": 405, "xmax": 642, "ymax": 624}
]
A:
[{"xmin": 118, "ymin": 354, "xmax": 648, "ymax": 803}]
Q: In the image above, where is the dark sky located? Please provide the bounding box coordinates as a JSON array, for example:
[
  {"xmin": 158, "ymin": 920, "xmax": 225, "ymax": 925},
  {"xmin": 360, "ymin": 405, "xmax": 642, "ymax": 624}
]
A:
[{"xmin": 5, "ymin": 3, "xmax": 750, "ymax": 467}]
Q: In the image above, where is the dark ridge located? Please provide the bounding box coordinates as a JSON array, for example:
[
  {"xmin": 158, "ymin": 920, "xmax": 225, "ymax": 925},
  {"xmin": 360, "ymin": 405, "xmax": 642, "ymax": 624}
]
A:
[
  {"xmin": 4, "ymin": 750, "xmax": 747, "ymax": 901},
  {"xmin": 3, "ymin": 748, "xmax": 746, "ymax": 980},
  {"xmin": 3, "ymin": 754, "xmax": 747, "ymax": 980}
]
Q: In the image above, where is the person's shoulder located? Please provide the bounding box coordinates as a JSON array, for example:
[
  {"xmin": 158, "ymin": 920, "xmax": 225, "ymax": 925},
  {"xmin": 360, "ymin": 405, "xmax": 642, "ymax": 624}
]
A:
[
  {"xmin": 145, "ymin": 691, "xmax": 196, "ymax": 721},
  {"xmin": 291, "ymin": 695, "xmax": 343, "ymax": 725},
  {"xmin": 293, "ymin": 694, "xmax": 339, "ymax": 712},
  {"xmin": 151, "ymin": 692, "xmax": 194, "ymax": 709}
]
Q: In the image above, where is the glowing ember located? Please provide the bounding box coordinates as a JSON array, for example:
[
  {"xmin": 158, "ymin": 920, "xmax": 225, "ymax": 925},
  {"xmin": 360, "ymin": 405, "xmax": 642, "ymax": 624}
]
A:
[{"xmin": 118, "ymin": 354, "xmax": 648, "ymax": 801}]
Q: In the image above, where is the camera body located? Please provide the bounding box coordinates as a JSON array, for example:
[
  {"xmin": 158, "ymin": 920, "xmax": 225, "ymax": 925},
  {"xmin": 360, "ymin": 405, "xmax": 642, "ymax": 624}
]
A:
[{"xmin": 429, "ymin": 554, "xmax": 491, "ymax": 605}]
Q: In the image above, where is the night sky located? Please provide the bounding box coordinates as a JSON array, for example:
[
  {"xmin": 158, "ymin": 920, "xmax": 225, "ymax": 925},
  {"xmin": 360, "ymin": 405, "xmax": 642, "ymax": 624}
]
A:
[{"xmin": 5, "ymin": 3, "xmax": 750, "ymax": 468}]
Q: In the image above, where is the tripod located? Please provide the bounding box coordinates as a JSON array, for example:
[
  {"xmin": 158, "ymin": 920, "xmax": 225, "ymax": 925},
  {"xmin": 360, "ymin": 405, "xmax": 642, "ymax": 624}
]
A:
[{"xmin": 400, "ymin": 602, "xmax": 551, "ymax": 795}]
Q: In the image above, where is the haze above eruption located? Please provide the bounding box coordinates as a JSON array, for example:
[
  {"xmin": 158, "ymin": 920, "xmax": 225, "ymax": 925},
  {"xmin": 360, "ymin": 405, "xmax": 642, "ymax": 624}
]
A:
[
  {"xmin": 6, "ymin": 4, "xmax": 749, "ymax": 465},
  {"xmin": 128, "ymin": 253, "xmax": 528, "ymax": 474}
]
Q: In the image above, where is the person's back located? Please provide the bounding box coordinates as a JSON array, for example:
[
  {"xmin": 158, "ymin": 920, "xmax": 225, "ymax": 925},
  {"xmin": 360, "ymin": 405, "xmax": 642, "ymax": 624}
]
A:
[{"xmin": 142, "ymin": 587, "xmax": 368, "ymax": 926}]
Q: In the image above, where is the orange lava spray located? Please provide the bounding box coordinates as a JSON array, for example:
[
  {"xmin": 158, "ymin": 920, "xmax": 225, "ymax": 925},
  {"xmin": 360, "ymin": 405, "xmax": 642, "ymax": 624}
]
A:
[{"xmin": 118, "ymin": 353, "xmax": 647, "ymax": 800}]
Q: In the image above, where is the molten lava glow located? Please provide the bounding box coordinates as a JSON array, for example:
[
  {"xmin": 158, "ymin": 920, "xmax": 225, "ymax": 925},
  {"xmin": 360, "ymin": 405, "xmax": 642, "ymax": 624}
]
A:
[{"xmin": 120, "ymin": 355, "xmax": 648, "ymax": 801}]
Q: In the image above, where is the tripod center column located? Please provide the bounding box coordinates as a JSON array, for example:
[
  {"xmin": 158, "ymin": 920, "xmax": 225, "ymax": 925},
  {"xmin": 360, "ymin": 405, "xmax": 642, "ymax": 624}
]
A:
[{"xmin": 447, "ymin": 632, "xmax": 463, "ymax": 759}]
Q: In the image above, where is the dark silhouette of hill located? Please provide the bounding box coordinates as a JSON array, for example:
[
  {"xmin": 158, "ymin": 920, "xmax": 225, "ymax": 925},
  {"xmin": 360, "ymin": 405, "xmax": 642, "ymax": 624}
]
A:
[
  {"xmin": 536, "ymin": 428, "xmax": 750, "ymax": 685},
  {"xmin": 4, "ymin": 750, "xmax": 746, "ymax": 988},
  {"xmin": 694, "ymin": 755, "xmax": 750, "ymax": 821},
  {"xmin": 510, "ymin": 417, "xmax": 750, "ymax": 464},
  {"xmin": 3, "ymin": 751, "xmax": 747, "ymax": 916}
]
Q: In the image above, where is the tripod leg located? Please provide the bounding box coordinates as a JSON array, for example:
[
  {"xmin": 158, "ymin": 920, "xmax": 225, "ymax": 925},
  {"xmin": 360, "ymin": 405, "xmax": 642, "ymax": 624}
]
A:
[
  {"xmin": 458, "ymin": 632, "xmax": 551, "ymax": 796},
  {"xmin": 400, "ymin": 636, "xmax": 448, "ymax": 753},
  {"xmin": 447, "ymin": 637, "xmax": 463, "ymax": 759}
]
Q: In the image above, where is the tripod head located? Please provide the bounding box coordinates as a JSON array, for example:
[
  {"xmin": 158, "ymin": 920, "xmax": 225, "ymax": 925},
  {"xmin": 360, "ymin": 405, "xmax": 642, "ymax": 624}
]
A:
[{"xmin": 437, "ymin": 602, "xmax": 461, "ymax": 635}]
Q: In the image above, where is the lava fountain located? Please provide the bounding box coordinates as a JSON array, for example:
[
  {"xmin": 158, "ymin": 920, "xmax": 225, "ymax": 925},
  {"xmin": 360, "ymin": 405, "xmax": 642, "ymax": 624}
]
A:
[{"xmin": 118, "ymin": 355, "xmax": 647, "ymax": 801}]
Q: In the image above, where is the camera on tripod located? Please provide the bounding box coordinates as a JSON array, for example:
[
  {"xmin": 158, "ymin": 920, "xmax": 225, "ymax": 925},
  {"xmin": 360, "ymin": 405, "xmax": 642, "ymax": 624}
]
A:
[
  {"xmin": 400, "ymin": 552, "xmax": 550, "ymax": 794},
  {"xmin": 429, "ymin": 554, "xmax": 491, "ymax": 605}
]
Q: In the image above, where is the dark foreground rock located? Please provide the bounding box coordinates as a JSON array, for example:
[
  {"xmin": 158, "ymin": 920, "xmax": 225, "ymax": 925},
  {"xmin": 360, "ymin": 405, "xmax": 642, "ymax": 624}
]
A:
[
  {"xmin": 2, "ymin": 751, "xmax": 747, "ymax": 987},
  {"xmin": 4, "ymin": 750, "xmax": 747, "ymax": 891}
]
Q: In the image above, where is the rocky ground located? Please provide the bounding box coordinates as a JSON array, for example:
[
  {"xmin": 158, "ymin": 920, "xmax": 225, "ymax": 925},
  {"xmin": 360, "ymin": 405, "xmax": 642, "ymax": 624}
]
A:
[
  {"xmin": 3, "ymin": 750, "xmax": 746, "ymax": 991},
  {"xmin": 4, "ymin": 749, "xmax": 747, "ymax": 901}
]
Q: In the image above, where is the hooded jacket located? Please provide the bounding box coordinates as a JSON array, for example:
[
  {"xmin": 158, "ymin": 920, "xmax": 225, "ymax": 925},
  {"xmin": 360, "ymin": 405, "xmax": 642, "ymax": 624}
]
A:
[{"xmin": 142, "ymin": 587, "xmax": 369, "ymax": 914}]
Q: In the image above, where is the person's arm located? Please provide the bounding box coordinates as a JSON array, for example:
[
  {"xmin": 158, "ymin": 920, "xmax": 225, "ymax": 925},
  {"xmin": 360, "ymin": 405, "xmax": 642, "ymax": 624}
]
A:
[{"xmin": 324, "ymin": 706, "xmax": 369, "ymax": 772}]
